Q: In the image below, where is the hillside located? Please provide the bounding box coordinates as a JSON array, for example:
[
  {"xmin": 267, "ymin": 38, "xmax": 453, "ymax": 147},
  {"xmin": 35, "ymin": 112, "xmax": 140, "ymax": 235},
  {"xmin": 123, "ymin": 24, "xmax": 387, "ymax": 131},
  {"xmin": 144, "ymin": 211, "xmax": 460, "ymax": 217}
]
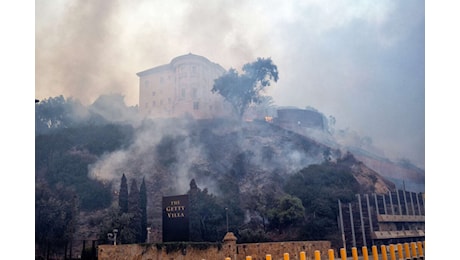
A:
[
  {"xmin": 35, "ymin": 96, "xmax": 423, "ymax": 260},
  {"xmin": 133, "ymin": 118, "xmax": 396, "ymax": 239},
  {"xmin": 35, "ymin": 95, "xmax": 407, "ymax": 252},
  {"xmin": 84, "ymin": 118, "xmax": 396, "ymax": 198},
  {"xmin": 268, "ymin": 116, "xmax": 425, "ymax": 194},
  {"xmin": 36, "ymin": 116, "xmax": 399, "ymax": 247},
  {"xmin": 347, "ymin": 147, "xmax": 425, "ymax": 193}
]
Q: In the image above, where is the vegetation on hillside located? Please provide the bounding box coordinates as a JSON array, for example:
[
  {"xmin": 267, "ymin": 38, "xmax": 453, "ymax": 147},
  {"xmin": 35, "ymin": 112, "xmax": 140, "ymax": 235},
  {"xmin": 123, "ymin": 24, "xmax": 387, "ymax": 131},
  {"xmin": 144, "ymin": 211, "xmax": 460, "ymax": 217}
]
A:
[{"xmin": 35, "ymin": 94, "xmax": 394, "ymax": 258}]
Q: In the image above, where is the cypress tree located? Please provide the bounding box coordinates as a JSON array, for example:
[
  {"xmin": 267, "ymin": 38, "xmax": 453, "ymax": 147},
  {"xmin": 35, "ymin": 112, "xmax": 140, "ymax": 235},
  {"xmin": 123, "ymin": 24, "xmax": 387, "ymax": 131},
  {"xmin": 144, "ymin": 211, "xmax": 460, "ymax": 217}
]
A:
[
  {"xmin": 128, "ymin": 179, "xmax": 142, "ymax": 242},
  {"xmin": 119, "ymin": 174, "xmax": 129, "ymax": 214},
  {"xmin": 139, "ymin": 177, "xmax": 148, "ymax": 242}
]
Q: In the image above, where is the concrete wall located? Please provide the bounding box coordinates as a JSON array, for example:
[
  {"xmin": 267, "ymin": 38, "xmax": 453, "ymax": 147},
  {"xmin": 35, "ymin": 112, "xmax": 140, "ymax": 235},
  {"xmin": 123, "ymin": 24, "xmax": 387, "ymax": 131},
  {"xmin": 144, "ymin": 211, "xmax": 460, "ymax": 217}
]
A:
[{"xmin": 98, "ymin": 233, "xmax": 331, "ymax": 260}]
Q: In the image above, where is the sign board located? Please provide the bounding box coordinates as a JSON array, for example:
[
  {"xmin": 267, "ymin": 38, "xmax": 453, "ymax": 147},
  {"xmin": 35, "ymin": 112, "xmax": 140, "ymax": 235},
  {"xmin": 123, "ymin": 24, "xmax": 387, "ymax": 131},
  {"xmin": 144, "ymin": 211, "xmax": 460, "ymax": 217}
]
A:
[{"xmin": 162, "ymin": 194, "xmax": 189, "ymax": 242}]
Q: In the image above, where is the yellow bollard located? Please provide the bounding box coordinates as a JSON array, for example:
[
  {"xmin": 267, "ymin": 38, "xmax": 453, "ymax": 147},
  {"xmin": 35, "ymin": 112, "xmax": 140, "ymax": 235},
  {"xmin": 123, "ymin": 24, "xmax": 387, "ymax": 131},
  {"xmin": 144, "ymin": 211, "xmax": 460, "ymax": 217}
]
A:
[
  {"xmin": 362, "ymin": 246, "xmax": 369, "ymax": 260},
  {"xmin": 246, "ymin": 256, "xmax": 252, "ymax": 260},
  {"xmin": 266, "ymin": 254, "xmax": 272, "ymax": 260},
  {"xmin": 225, "ymin": 258, "xmax": 231, "ymax": 260},
  {"xmin": 340, "ymin": 248, "xmax": 347, "ymax": 260},
  {"xmin": 299, "ymin": 251, "xmax": 306, "ymax": 260},
  {"xmin": 403, "ymin": 243, "xmax": 410, "ymax": 259},
  {"xmin": 397, "ymin": 244, "xmax": 403, "ymax": 260},
  {"xmin": 328, "ymin": 249, "xmax": 335, "ymax": 260},
  {"xmin": 389, "ymin": 244, "xmax": 396, "ymax": 260},
  {"xmin": 351, "ymin": 247, "xmax": 358, "ymax": 260},
  {"xmin": 410, "ymin": 242, "xmax": 417, "ymax": 258},
  {"xmin": 417, "ymin": 241, "xmax": 424, "ymax": 257},
  {"xmin": 284, "ymin": 253, "xmax": 289, "ymax": 260},
  {"xmin": 381, "ymin": 245, "xmax": 388, "ymax": 260},
  {"xmin": 314, "ymin": 250, "xmax": 321, "ymax": 260},
  {"xmin": 371, "ymin": 245, "xmax": 378, "ymax": 260}
]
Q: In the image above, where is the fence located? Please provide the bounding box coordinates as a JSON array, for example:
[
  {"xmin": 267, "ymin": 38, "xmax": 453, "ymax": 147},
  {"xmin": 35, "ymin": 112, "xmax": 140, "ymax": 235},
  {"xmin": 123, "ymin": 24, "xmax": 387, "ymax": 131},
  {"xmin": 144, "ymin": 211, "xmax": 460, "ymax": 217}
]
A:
[{"xmin": 226, "ymin": 241, "xmax": 424, "ymax": 260}]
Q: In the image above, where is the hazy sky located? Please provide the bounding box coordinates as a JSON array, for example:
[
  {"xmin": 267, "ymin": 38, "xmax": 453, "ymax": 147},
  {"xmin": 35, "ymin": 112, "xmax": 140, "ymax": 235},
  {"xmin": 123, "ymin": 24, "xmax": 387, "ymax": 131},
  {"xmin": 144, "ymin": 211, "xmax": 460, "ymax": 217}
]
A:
[{"xmin": 35, "ymin": 0, "xmax": 425, "ymax": 168}]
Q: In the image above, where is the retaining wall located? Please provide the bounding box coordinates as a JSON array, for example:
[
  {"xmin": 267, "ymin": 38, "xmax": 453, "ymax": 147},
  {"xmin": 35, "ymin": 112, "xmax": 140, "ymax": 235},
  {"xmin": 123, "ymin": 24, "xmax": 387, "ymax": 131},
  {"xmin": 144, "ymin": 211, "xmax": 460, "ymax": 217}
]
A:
[{"xmin": 97, "ymin": 232, "xmax": 330, "ymax": 260}]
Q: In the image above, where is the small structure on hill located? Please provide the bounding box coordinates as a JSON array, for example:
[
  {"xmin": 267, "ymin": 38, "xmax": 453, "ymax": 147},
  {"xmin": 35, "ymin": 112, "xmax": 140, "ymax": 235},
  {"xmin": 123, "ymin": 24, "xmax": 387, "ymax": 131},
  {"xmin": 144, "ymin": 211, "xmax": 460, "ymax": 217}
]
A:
[{"xmin": 273, "ymin": 107, "xmax": 328, "ymax": 132}]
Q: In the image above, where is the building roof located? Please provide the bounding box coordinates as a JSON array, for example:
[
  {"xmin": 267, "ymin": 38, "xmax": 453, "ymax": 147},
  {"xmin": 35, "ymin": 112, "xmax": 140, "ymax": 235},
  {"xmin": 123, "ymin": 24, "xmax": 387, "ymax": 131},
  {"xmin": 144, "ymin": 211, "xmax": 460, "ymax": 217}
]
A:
[
  {"xmin": 136, "ymin": 64, "xmax": 171, "ymax": 77},
  {"xmin": 136, "ymin": 53, "xmax": 225, "ymax": 77},
  {"xmin": 170, "ymin": 52, "xmax": 211, "ymax": 65}
]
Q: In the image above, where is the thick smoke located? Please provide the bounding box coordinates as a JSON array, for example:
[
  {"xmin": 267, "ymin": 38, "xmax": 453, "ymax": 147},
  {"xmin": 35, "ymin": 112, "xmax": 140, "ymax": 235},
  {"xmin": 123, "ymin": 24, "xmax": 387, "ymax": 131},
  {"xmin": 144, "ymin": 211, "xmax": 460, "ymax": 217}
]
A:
[
  {"xmin": 88, "ymin": 118, "xmax": 201, "ymax": 194},
  {"xmin": 87, "ymin": 114, "xmax": 331, "ymax": 196},
  {"xmin": 36, "ymin": 0, "xmax": 135, "ymax": 105}
]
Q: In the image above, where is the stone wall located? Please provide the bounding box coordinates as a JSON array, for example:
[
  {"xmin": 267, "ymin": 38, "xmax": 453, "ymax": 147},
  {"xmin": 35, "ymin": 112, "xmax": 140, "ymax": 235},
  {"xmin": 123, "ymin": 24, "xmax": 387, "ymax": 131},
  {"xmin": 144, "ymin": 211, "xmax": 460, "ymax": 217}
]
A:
[
  {"xmin": 236, "ymin": 240, "xmax": 331, "ymax": 260},
  {"xmin": 98, "ymin": 232, "xmax": 331, "ymax": 260},
  {"xmin": 98, "ymin": 243, "xmax": 225, "ymax": 260}
]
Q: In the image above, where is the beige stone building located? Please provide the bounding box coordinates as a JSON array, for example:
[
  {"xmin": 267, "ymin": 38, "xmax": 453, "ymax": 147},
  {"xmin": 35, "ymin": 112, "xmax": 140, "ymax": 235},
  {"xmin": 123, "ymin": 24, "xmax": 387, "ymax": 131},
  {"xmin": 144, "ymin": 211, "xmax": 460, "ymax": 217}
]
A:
[{"xmin": 137, "ymin": 53, "xmax": 230, "ymax": 119}]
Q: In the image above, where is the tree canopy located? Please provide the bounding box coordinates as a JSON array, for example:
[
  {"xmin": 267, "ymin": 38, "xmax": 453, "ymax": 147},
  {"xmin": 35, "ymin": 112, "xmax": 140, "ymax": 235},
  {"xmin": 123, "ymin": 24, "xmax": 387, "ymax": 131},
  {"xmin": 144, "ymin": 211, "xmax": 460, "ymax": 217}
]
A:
[
  {"xmin": 283, "ymin": 161, "xmax": 362, "ymax": 241},
  {"xmin": 188, "ymin": 179, "xmax": 226, "ymax": 242},
  {"xmin": 268, "ymin": 194, "xmax": 305, "ymax": 232},
  {"xmin": 212, "ymin": 57, "xmax": 279, "ymax": 119},
  {"xmin": 35, "ymin": 94, "xmax": 139, "ymax": 135},
  {"xmin": 35, "ymin": 181, "xmax": 79, "ymax": 259}
]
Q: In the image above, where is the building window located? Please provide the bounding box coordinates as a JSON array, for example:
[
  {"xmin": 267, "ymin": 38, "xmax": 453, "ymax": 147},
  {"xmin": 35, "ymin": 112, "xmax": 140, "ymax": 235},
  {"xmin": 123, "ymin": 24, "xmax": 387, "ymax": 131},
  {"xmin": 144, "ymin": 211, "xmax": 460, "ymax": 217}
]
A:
[
  {"xmin": 192, "ymin": 88, "xmax": 198, "ymax": 98},
  {"xmin": 193, "ymin": 102, "xmax": 199, "ymax": 110},
  {"xmin": 191, "ymin": 66, "xmax": 198, "ymax": 77},
  {"xmin": 179, "ymin": 65, "xmax": 187, "ymax": 78},
  {"xmin": 168, "ymin": 98, "xmax": 171, "ymax": 104},
  {"xmin": 152, "ymin": 101, "xmax": 156, "ymax": 106},
  {"xmin": 152, "ymin": 91, "xmax": 156, "ymax": 96},
  {"xmin": 181, "ymin": 89, "xmax": 186, "ymax": 98}
]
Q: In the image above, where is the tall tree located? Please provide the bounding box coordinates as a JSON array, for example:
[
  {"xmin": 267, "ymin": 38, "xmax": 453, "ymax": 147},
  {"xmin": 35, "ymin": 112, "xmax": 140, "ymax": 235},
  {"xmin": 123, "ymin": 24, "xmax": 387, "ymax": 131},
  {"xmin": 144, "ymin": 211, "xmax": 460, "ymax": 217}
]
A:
[
  {"xmin": 139, "ymin": 177, "xmax": 148, "ymax": 243},
  {"xmin": 268, "ymin": 194, "xmax": 305, "ymax": 233},
  {"xmin": 35, "ymin": 181, "xmax": 79, "ymax": 259},
  {"xmin": 212, "ymin": 57, "xmax": 279, "ymax": 119},
  {"xmin": 128, "ymin": 179, "xmax": 142, "ymax": 243},
  {"xmin": 188, "ymin": 179, "xmax": 225, "ymax": 242},
  {"xmin": 119, "ymin": 174, "xmax": 128, "ymax": 214}
]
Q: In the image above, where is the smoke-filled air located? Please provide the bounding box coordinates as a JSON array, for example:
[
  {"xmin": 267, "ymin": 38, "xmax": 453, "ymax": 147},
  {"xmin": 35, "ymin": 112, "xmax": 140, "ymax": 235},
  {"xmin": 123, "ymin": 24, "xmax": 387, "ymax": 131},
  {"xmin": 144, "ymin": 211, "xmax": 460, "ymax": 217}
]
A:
[{"xmin": 36, "ymin": 0, "xmax": 424, "ymax": 170}]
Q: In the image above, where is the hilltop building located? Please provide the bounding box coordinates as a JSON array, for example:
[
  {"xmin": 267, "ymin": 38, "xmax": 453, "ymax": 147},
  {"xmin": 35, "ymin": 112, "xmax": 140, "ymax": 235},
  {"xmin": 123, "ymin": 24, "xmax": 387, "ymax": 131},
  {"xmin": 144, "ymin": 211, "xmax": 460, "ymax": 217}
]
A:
[
  {"xmin": 274, "ymin": 107, "xmax": 328, "ymax": 131},
  {"xmin": 136, "ymin": 53, "xmax": 231, "ymax": 119}
]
